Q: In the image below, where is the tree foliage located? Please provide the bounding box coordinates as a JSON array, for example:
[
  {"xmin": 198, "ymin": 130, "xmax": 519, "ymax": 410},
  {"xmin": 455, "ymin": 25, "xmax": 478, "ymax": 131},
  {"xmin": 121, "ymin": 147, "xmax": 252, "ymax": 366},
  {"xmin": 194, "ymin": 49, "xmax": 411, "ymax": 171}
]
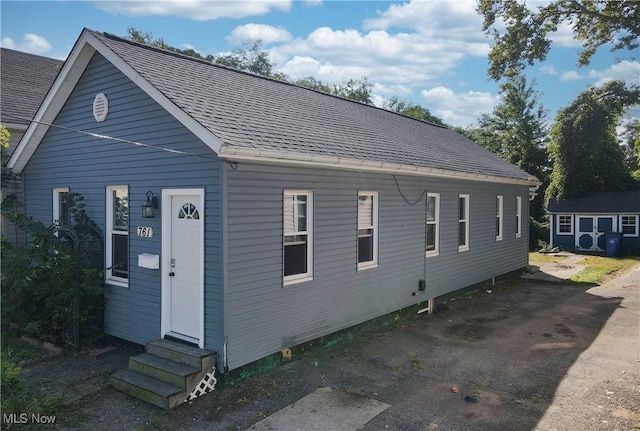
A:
[
  {"xmin": 126, "ymin": 27, "xmax": 214, "ymax": 61},
  {"xmin": 546, "ymin": 80, "xmax": 640, "ymax": 200},
  {"xmin": 620, "ymin": 119, "xmax": 640, "ymax": 179},
  {"xmin": 1, "ymin": 125, "xmax": 11, "ymax": 185},
  {"xmin": 478, "ymin": 0, "xmax": 640, "ymax": 80},
  {"xmin": 383, "ymin": 96, "xmax": 447, "ymax": 126}
]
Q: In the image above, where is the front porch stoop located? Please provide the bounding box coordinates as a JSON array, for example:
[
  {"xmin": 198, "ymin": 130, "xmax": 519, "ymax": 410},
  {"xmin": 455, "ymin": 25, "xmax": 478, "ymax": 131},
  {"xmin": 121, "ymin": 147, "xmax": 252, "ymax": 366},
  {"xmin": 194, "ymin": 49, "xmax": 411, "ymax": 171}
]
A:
[{"xmin": 110, "ymin": 339, "xmax": 217, "ymax": 409}]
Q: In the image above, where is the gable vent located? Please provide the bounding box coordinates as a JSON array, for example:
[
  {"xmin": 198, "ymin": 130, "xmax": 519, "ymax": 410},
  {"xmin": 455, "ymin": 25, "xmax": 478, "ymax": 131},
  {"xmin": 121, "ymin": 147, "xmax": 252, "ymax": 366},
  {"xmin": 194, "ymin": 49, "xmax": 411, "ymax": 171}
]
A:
[{"xmin": 93, "ymin": 93, "xmax": 109, "ymax": 122}]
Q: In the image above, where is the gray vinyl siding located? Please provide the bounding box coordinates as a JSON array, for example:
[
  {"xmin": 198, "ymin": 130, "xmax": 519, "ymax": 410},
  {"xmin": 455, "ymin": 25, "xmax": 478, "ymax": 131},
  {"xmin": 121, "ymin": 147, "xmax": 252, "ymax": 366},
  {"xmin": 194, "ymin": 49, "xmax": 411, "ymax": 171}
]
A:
[
  {"xmin": 224, "ymin": 162, "xmax": 529, "ymax": 370},
  {"xmin": 20, "ymin": 53, "xmax": 223, "ymax": 353}
]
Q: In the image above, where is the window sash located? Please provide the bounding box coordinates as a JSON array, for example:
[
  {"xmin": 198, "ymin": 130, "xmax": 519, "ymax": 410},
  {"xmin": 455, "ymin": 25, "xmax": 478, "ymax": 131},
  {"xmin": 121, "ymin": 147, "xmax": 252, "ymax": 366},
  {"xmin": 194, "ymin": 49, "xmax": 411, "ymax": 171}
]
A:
[
  {"xmin": 621, "ymin": 215, "xmax": 638, "ymax": 236},
  {"xmin": 52, "ymin": 187, "xmax": 70, "ymax": 225},
  {"xmin": 284, "ymin": 191, "xmax": 313, "ymax": 284},
  {"xmin": 557, "ymin": 215, "xmax": 573, "ymax": 235},
  {"xmin": 426, "ymin": 193, "xmax": 439, "ymax": 255},
  {"xmin": 106, "ymin": 186, "xmax": 129, "ymax": 286},
  {"xmin": 515, "ymin": 196, "xmax": 522, "ymax": 238},
  {"xmin": 358, "ymin": 192, "xmax": 378, "ymax": 268},
  {"xmin": 496, "ymin": 195, "xmax": 503, "ymax": 240},
  {"xmin": 458, "ymin": 195, "xmax": 469, "ymax": 251}
]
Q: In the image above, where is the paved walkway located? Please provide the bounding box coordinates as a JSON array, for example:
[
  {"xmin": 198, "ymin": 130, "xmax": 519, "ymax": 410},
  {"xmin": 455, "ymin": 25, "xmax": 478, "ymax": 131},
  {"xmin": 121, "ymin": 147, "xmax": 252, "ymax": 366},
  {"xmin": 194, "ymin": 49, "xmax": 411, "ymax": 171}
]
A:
[
  {"xmin": 534, "ymin": 264, "xmax": 640, "ymax": 430},
  {"xmin": 521, "ymin": 253, "xmax": 587, "ymax": 282}
]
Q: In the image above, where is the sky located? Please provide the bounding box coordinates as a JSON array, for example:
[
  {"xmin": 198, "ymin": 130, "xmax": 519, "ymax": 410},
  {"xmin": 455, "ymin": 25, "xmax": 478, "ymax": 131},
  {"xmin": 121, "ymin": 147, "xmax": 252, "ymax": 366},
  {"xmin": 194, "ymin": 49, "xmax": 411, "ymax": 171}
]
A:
[{"xmin": 1, "ymin": 0, "xmax": 638, "ymax": 128}]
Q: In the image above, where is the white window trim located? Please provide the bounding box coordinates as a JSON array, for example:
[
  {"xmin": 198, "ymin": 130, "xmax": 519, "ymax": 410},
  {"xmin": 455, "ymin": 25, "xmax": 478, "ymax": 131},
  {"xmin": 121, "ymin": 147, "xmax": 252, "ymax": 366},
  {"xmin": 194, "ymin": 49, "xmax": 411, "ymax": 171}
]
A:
[
  {"xmin": 106, "ymin": 185, "xmax": 129, "ymax": 287},
  {"xmin": 426, "ymin": 193, "xmax": 440, "ymax": 257},
  {"xmin": 620, "ymin": 214, "xmax": 639, "ymax": 237},
  {"xmin": 556, "ymin": 214, "xmax": 574, "ymax": 235},
  {"xmin": 458, "ymin": 194, "xmax": 470, "ymax": 252},
  {"xmin": 283, "ymin": 190, "xmax": 313, "ymax": 286},
  {"xmin": 496, "ymin": 195, "xmax": 503, "ymax": 241},
  {"xmin": 515, "ymin": 196, "xmax": 522, "ymax": 238},
  {"xmin": 357, "ymin": 191, "xmax": 379, "ymax": 270},
  {"xmin": 52, "ymin": 187, "xmax": 69, "ymax": 225}
]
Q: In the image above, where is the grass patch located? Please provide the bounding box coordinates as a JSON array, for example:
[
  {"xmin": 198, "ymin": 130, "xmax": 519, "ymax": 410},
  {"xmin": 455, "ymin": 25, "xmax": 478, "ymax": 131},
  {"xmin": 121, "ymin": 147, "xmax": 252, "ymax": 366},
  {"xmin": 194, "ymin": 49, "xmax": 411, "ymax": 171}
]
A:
[
  {"xmin": 569, "ymin": 255, "xmax": 640, "ymax": 284},
  {"xmin": 529, "ymin": 252, "xmax": 569, "ymax": 264}
]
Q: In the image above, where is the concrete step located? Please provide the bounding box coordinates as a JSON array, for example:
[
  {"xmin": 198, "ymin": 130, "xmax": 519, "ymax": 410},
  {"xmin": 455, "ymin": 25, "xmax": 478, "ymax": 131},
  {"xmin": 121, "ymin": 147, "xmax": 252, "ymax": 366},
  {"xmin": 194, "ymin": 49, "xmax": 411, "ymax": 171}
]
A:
[
  {"xmin": 146, "ymin": 339, "xmax": 215, "ymax": 369},
  {"xmin": 129, "ymin": 353, "xmax": 200, "ymax": 389},
  {"xmin": 110, "ymin": 369, "xmax": 184, "ymax": 410}
]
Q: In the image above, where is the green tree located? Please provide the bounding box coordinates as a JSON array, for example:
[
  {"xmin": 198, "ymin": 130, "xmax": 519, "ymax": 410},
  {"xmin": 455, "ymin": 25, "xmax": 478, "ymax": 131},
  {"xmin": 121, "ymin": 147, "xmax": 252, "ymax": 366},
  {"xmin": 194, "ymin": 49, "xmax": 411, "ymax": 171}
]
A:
[
  {"xmin": 215, "ymin": 39, "xmax": 277, "ymax": 77},
  {"xmin": 478, "ymin": 0, "xmax": 640, "ymax": 80},
  {"xmin": 620, "ymin": 119, "xmax": 640, "ymax": 179},
  {"xmin": 332, "ymin": 77, "xmax": 374, "ymax": 105},
  {"xmin": 383, "ymin": 96, "xmax": 447, "ymax": 126},
  {"xmin": 126, "ymin": 27, "xmax": 214, "ymax": 61},
  {"xmin": 295, "ymin": 76, "xmax": 333, "ymax": 94},
  {"xmin": 1, "ymin": 125, "xmax": 10, "ymax": 184},
  {"xmin": 475, "ymin": 75, "xmax": 549, "ymax": 182},
  {"xmin": 546, "ymin": 80, "xmax": 640, "ymax": 200}
]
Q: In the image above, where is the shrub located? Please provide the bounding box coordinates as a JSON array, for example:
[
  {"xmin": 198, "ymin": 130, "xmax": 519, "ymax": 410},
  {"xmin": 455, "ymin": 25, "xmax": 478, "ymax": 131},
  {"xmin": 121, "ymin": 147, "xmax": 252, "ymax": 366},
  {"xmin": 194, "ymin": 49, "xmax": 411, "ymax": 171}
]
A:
[{"xmin": 1, "ymin": 193, "xmax": 104, "ymax": 348}]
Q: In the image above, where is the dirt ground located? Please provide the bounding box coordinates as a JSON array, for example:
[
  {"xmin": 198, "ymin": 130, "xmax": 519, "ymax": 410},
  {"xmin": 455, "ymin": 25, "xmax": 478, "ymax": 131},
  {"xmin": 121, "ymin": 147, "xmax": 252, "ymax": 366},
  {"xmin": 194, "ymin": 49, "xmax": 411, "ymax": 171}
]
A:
[{"xmin": 14, "ymin": 264, "xmax": 640, "ymax": 431}]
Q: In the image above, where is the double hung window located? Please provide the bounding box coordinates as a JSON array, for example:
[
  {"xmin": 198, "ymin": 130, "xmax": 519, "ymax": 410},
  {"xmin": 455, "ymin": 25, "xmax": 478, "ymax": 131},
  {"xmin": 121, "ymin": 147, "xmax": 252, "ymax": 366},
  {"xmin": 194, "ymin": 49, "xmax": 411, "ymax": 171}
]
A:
[
  {"xmin": 458, "ymin": 194, "xmax": 469, "ymax": 251},
  {"xmin": 621, "ymin": 215, "xmax": 638, "ymax": 237},
  {"xmin": 357, "ymin": 192, "xmax": 378, "ymax": 269},
  {"xmin": 426, "ymin": 193, "xmax": 439, "ymax": 256},
  {"xmin": 496, "ymin": 195, "xmax": 503, "ymax": 241},
  {"xmin": 515, "ymin": 196, "xmax": 522, "ymax": 238},
  {"xmin": 106, "ymin": 186, "xmax": 129, "ymax": 286},
  {"xmin": 283, "ymin": 191, "xmax": 313, "ymax": 285}
]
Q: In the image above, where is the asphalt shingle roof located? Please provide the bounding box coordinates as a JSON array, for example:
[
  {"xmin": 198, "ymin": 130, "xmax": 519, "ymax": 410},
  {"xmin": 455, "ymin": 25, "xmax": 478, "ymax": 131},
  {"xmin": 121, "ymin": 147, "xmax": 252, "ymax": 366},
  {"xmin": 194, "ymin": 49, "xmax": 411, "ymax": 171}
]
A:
[
  {"xmin": 91, "ymin": 31, "xmax": 533, "ymax": 182},
  {"xmin": 1, "ymin": 48, "xmax": 63, "ymax": 126},
  {"xmin": 548, "ymin": 191, "xmax": 640, "ymax": 213}
]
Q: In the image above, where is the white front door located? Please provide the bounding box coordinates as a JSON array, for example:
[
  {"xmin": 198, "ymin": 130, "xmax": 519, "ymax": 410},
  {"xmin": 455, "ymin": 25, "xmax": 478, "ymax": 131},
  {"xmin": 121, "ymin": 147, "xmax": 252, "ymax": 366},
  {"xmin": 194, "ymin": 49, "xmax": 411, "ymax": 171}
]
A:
[{"xmin": 162, "ymin": 189, "xmax": 204, "ymax": 346}]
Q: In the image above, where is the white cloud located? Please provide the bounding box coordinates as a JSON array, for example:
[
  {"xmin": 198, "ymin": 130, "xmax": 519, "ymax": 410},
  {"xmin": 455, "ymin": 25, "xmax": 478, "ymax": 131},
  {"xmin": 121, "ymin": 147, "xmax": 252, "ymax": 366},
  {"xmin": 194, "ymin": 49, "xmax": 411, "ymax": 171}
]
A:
[
  {"xmin": 227, "ymin": 24, "xmax": 292, "ymax": 45},
  {"xmin": 363, "ymin": 0, "xmax": 485, "ymax": 44},
  {"xmin": 271, "ymin": 27, "xmax": 470, "ymax": 86},
  {"xmin": 548, "ymin": 21, "xmax": 582, "ymax": 48},
  {"xmin": 95, "ymin": 0, "xmax": 291, "ymax": 20},
  {"xmin": 588, "ymin": 60, "xmax": 640, "ymax": 86},
  {"xmin": 560, "ymin": 70, "xmax": 585, "ymax": 81},
  {"xmin": 539, "ymin": 65, "xmax": 557, "ymax": 75},
  {"xmin": 0, "ymin": 33, "xmax": 51, "ymax": 55},
  {"xmin": 420, "ymin": 86, "xmax": 499, "ymax": 127}
]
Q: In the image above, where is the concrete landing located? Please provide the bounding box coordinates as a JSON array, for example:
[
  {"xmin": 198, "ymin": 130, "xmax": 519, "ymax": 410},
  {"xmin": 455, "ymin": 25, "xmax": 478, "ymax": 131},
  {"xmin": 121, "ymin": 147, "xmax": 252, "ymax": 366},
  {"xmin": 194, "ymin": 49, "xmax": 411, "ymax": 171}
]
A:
[
  {"xmin": 245, "ymin": 387, "xmax": 390, "ymax": 431},
  {"xmin": 521, "ymin": 253, "xmax": 587, "ymax": 282}
]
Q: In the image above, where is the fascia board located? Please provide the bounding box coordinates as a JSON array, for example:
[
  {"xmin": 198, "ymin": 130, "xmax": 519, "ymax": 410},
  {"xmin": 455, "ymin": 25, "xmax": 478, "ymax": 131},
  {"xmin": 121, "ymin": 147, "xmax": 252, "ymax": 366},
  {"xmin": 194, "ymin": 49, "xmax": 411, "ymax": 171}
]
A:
[{"xmin": 219, "ymin": 145, "xmax": 539, "ymax": 186}]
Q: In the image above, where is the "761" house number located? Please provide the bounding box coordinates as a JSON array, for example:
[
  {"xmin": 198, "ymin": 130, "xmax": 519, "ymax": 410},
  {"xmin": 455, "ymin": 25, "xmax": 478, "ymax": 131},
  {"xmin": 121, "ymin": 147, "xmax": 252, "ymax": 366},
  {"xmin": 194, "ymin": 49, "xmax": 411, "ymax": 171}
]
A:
[{"xmin": 136, "ymin": 226, "xmax": 154, "ymax": 238}]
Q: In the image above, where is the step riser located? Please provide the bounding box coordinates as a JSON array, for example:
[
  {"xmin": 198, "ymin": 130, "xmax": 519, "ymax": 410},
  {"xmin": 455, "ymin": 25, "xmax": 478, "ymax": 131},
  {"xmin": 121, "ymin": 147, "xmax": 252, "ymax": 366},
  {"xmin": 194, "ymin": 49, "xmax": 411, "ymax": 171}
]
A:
[
  {"xmin": 110, "ymin": 376, "xmax": 169, "ymax": 409},
  {"xmin": 146, "ymin": 344, "xmax": 203, "ymax": 369},
  {"xmin": 128, "ymin": 358, "xmax": 192, "ymax": 389}
]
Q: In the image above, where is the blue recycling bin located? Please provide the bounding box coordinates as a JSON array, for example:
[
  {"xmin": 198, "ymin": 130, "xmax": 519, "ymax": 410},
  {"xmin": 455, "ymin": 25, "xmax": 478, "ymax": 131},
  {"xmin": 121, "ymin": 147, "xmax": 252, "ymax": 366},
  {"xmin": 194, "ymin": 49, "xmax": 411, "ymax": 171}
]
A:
[{"xmin": 605, "ymin": 232, "xmax": 623, "ymax": 257}]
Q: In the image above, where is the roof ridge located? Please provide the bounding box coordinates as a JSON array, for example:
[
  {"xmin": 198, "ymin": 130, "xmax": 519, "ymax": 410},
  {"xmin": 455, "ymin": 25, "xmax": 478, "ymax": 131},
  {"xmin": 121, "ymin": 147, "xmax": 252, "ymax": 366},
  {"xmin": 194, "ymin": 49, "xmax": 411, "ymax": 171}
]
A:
[{"xmin": 92, "ymin": 30, "xmax": 450, "ymax": 130}]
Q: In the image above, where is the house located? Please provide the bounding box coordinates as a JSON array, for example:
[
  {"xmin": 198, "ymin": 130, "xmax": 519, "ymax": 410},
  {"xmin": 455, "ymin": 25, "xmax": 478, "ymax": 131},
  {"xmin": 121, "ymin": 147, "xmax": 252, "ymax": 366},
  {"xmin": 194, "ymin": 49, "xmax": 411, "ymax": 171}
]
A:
[
  {"xmin": 8, "ymin": 29, "xmax": 539, "ymax": 406},
  {"xmin": 0, "ymin": 48, "xmax": 63, "ymax": 242},
  {"xmin": 548, "ymin": 191, "xmax": 640, "ymax": 255}
]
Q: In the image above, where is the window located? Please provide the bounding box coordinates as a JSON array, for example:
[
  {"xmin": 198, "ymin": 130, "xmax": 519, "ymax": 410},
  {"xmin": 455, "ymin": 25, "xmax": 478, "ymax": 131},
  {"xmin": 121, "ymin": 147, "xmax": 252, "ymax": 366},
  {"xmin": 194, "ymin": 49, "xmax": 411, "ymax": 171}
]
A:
[
  {"xmin": 621, "ymin": 215, "xmax": 638, "ymax": 237},
  {"xmin": 52, "ymin": 187, "xmax": 70, "ymax": 225},
  {"xmin": 515, "ymin": 196, "xmax": 522, "ymax": 238},
  {"xmin": 426, "ymin": 193, "xmax": 440, "ymax": 256},
  {"xmin": 283, "ymin": 191, "xmax": 313, "ymax": 285},
  {"xmin": 106, "ymin": 186, "xmax": 129, "ymax": 286},
  {"xmin": 458, "ymin": 194, "xmax": 469, "ymax": 251},
  {"xmin": 496, "ymin": 195, "xmax": 503, "ymax": 241},
  {"xmin": 358, "ymin": 192, "xmax": 378, "ymax": 269},
  {"xmin": 556, "ymin": 215, "xmax": 573, "ymax": 235}
]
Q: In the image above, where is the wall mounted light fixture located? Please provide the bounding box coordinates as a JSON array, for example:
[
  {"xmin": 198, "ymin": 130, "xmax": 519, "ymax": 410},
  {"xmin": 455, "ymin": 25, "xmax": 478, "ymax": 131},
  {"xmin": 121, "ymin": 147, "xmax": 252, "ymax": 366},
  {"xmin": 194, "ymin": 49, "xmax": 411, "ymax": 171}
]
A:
[{"xmin": 142, "ymin": 191, "xmax": 158, "ymax": 218}]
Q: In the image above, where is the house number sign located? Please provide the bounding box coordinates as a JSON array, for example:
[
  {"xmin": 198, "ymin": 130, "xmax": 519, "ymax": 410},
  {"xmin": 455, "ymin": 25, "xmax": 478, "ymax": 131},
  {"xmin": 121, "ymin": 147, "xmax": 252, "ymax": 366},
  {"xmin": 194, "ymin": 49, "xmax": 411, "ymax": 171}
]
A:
[{"xmin": 137, "ymin": 226, "xmax": 154, "ymax": 238}]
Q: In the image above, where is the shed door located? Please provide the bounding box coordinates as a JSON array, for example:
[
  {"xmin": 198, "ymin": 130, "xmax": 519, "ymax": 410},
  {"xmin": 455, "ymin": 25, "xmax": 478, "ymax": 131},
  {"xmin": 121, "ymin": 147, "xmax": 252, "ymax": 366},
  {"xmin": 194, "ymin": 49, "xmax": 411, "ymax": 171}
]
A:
[
  {"xmin": 162, "ymin": 190, "xmax": 204, "ymax": 346},
  {"xmin": 576, "ymin": 216, "xmax": 614, "ymax": 252}
]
